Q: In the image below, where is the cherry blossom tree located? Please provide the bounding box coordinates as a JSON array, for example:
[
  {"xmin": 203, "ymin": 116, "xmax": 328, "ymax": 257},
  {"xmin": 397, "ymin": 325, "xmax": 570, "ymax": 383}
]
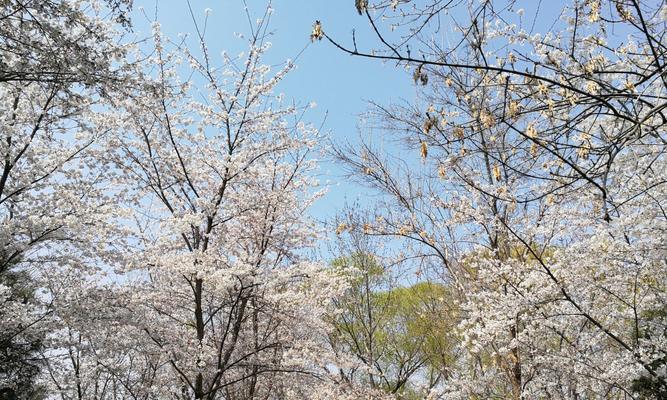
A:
[
  {"xmin": 321, "ymin": 0, "xmax": 667, "ymax": 398},
  {"xmin": 0, "ymin": 0, "xmax": 136, "ymax": 396},
  {"xmin": 44, "ymin": 6, "xmax": 353, "ymax": 399}
]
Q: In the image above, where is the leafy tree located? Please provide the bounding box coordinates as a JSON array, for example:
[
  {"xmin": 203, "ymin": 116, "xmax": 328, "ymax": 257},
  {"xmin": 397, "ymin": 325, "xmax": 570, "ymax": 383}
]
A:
[
  {"xmin": 0, "ymin": 263, "xmax": 45, "ymax": 399},
  {"xmin": 329, "ymin": 237, "xmax": 459, "ymax": 398}
]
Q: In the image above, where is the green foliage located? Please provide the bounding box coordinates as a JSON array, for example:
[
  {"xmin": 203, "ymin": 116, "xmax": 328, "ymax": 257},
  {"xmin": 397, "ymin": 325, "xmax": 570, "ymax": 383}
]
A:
[
  {"xmin": 373, "ymin": 281, "xmax": 459, "ymax": 373},
  {"xmin": 329, "ymin": 253, "xmax": 459, "ymax": 397},
  {"xmin": 0, "ymin": 263, "xmax": 46, "ymax": 399},
  {"xmin": 631, "ymin": 307, "xmax": 667, "ymax": 399}
]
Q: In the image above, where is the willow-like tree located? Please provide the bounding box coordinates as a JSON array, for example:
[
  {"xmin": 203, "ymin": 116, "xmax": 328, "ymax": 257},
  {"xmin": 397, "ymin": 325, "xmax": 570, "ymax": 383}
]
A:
[{"xmin": 327, "ymin": 209, "xmax": 460, "ymax": 399}]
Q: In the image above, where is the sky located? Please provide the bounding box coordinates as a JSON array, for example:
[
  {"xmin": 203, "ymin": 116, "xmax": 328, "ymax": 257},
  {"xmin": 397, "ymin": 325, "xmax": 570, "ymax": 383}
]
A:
[
  {"xmin": 131, "ymin": 0, "xmax": 418, "ymax": 223},
  {"xmin": 128, "ymin": 0, "xmax": 570, "ymax": 227}
]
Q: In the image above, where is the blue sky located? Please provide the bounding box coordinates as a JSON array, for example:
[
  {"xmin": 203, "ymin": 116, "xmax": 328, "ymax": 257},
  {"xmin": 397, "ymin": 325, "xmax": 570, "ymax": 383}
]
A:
[
  {"xmin": 128, "ymin": 1, "xmax": 576, "ymax": 227},
  {"xmin": 131, "ymin": 0, "xmax": 417, "ymax": 222}
]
